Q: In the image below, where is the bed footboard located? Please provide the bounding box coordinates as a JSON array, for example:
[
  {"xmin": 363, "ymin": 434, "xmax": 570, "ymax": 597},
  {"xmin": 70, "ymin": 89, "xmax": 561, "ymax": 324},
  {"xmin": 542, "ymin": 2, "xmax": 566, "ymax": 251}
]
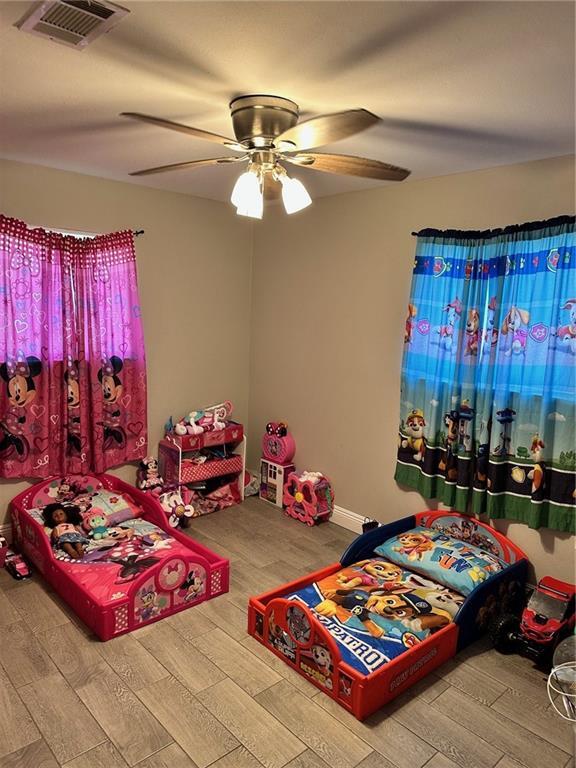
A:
[{"xmin": 248, "ymin": 591, "xmax": 459, "ymax": 720}]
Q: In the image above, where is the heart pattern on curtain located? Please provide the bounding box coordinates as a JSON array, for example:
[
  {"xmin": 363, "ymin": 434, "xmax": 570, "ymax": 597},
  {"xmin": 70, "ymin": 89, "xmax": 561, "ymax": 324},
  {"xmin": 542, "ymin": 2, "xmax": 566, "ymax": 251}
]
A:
[{"xmin": 0, "ymin": 215, "xmax": 147, "ymax": 477}]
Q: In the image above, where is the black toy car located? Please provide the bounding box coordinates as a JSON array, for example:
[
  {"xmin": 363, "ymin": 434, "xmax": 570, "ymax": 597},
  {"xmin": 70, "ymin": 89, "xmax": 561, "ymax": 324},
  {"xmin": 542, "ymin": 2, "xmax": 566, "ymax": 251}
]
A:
[{"xmin": 4, "ymin": 550, "xmax": 32, "ymax": 580}]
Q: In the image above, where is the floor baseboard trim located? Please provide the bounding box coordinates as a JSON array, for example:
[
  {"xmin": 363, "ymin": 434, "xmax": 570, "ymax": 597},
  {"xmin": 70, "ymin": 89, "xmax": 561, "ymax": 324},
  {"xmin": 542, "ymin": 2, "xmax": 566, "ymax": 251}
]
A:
[{"xmin": 330, "ymin": 505, "xmax": 365, "ymax": 535}]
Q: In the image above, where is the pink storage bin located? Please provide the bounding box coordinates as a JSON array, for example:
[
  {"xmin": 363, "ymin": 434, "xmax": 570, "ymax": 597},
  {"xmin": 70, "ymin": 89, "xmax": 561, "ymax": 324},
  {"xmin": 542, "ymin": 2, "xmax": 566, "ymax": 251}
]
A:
[
  {"xmin": 181, "ymin": 455, "xmax": 243, "ymax": 483},
  {"xmin": 166, "ymin": 422, "xmax": 244, "ymax": 451}
]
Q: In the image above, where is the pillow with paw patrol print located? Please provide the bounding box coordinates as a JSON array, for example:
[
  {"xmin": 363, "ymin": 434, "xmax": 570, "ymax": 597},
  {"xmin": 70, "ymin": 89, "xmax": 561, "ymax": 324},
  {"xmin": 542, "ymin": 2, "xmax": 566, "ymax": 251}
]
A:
[{"xmin": 375, "ymin": 526, "xmax": 506, "ymax": 596}]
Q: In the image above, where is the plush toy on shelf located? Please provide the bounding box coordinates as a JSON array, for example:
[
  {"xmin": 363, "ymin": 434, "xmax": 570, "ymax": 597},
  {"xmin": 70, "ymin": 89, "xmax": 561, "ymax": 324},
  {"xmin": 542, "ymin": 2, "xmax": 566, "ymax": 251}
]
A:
[
  {"xmin": 171, "ymin": 401, "xmax": 234, "ymax": 437},
  {"xmin": 137, "ymin": 456, "xmax": 164, "ymax": 493},
  {"xmin": 283, "ymin": 471, "xmax": 334, "ymax": 526},
  {"xmin": 174, "ymin": 412, "xmax": 204, "ymax": 436}
]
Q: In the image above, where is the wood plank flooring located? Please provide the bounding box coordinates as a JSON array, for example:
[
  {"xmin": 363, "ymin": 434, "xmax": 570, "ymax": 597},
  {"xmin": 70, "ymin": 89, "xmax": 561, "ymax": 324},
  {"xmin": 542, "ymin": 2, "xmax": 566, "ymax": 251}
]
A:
[{"xmin": 0, "ymin": 496, "xmax": 573, "ymax": 768}]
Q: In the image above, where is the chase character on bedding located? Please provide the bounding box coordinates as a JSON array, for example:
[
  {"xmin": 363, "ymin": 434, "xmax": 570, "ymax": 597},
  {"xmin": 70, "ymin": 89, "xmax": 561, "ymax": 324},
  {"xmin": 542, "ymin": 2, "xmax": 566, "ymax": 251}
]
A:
[
  {"xmin": 314, "ymin": 587, "xmax": 389, "ymax": 638},
  {"xmin": 365, "ymin": 592, "xmax": 451, "ymax": 632},
  {"xmin": 42, "ymin": 503, "xmax": 89, "ymax": 560}
]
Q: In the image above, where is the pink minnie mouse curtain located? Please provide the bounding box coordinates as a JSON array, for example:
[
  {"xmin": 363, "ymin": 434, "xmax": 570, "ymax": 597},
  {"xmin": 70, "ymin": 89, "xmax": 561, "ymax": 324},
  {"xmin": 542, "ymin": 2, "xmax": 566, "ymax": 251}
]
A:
[{"xmin": 0, "ymin": 215, "xmax": 147, "ymax": 478}]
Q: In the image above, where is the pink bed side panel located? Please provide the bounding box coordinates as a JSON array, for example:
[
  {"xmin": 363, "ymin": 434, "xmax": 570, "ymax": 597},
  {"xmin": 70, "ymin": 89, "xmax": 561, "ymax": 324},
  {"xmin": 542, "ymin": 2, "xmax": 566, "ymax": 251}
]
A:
[{"xmin": 9, "ymin": 473, "xmax": 230, "ymax": 640}]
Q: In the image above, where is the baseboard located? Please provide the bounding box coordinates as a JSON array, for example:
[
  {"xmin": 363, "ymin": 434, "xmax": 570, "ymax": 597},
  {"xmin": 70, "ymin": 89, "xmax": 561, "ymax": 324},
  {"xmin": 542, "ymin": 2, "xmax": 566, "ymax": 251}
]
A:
[{"xmin": 330, "ymin": 505, "xmax": 366, "ymax": 535}]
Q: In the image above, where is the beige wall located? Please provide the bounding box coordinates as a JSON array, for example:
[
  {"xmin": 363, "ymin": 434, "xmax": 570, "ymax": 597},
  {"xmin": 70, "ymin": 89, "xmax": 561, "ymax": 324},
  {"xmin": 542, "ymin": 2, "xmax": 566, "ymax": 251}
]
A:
[
  {"xmin": 0, "ymin": 158, "xmax": 252, "ymax": 525},
  {"xmin": 248, "ymin": 155, "xmax": 575, "ymax": 582},
  {"xmin": 1, "ymin": 155, "xmax": 574, "ymax": 581}
]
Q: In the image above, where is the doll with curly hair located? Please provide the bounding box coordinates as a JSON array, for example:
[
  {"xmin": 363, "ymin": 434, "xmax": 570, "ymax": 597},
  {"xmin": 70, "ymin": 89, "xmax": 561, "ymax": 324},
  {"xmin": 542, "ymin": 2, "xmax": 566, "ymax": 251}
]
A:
[{"xmin": 42, "ymin": 503, "xmax": 89, "ymax": 560}]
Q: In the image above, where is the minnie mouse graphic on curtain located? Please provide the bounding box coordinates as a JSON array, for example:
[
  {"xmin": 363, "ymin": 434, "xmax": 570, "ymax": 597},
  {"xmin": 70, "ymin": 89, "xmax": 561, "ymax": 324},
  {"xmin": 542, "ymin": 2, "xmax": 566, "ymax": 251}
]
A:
[
  {"xmin": 0, "ymin": 355, "xmax": 42, "ymax": 461},
  {"xmin": 65, "ymin": 358, "xmax": 82, "ymax": 456},
  {"xmin": 98, "ymin": 356, "xmax": 126, "ymax": 450}
]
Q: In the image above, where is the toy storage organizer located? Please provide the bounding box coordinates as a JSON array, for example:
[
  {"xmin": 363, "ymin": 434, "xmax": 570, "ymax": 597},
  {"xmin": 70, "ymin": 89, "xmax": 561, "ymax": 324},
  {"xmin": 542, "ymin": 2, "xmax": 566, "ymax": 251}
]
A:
[
  {"xmin": 159, "ymin": 421, "xmax": 246, "ymax": 505},
  {"xmin": 248, "ymin": 511, "xmax": 528, "ymax": 720}
]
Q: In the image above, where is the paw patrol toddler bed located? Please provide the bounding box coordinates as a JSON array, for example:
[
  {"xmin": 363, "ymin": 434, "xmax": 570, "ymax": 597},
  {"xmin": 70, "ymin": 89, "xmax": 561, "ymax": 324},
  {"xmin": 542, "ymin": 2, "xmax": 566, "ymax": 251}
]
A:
[
  {"xmin": 248, "ymin": 511, "xmax": 527, "ymax": 720},
  {"xmin": 10, "ymin": 474, "xmax": 229, "ymax": 640}
]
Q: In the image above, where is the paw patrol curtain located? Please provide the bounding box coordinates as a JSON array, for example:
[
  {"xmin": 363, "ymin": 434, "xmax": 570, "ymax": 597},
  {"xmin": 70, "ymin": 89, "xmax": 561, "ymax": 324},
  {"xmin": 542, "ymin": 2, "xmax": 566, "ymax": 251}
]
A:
[
  {"xmin": 0, "ymin": 215, "xmax": 147, "ymax": 478},
  {"xmin": 396, "ymin": 215, "xmax": 575, "ymax": 533}
]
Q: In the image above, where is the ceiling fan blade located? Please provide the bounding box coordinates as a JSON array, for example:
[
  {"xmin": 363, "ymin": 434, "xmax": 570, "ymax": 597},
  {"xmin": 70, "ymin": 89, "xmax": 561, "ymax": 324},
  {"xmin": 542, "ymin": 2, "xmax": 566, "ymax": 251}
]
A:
[
  {"xmin": 120, "ymin": 112, "xmax": 245, "ymax": 151},
  {"xmin": 263, "ymin": 175, "xmax": 281, "ymax": 201},
  {"xmin": 285, "ymin": 152, "xmax": 410, "ymax": 181},
  {"xmin": 275, "ymin": 109, "xmax": 380, "ymax": 151},
  {"xmin": 129, "ymin": 156, "xmax": 246, "ymax": 177}
]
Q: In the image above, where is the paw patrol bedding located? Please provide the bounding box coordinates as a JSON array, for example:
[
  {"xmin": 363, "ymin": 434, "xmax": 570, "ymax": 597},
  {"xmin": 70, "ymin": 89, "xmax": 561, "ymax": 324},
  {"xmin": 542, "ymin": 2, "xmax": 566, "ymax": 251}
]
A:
[
  {"xmin": 286, "ymin": 557, "xmax": 464, "ymax": 675},
  {"xmin": 375, "ymin": 526, "xmax": 505, "ymax": 596}
]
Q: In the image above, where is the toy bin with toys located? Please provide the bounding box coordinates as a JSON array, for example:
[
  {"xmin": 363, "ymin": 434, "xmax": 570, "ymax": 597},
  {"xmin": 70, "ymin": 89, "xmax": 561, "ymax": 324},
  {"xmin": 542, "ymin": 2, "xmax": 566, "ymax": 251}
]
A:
[
  {"xmin": 248, "ymin": 511, "xmax": 528, "ymax": 720},
  {"xmin": 160, "ymin": 401, "xmax": 246, "ymax": 517}
]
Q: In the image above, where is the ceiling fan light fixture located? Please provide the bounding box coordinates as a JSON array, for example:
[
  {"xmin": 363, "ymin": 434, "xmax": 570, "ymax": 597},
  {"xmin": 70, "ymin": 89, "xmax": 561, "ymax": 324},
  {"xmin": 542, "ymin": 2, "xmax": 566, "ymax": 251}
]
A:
[
  {"xmin": 236, "ymin": 195, "xmax": 264, "ymax": 219},
  {"xmin": 279, "ymin": 173, "xmax": 312, "ymax": 214},
  {"xmin": 231, "ymin": 167, "xmax": 260, "ymax": 203},
  {"xmin": 122, "ymin": 97, "xmax": 411, "ymax": 217},
  {"xmin": 232, "ymin": 167, "xmax": 263, "ymax": 219}
]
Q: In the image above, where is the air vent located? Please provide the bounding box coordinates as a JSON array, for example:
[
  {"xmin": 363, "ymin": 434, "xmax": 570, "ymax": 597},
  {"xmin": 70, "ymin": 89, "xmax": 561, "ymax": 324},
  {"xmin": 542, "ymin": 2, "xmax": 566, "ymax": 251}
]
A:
[{"xmin": 15, "ymin": 0, "xmax": 129, "ymax": 49}]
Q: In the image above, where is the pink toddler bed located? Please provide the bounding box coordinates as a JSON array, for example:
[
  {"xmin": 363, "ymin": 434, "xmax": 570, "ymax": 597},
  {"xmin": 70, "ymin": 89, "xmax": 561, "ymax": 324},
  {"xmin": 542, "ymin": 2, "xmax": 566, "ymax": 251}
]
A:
[{"xmin": 10, "ymin": 473, "xmax": 229, "ymax": 640}]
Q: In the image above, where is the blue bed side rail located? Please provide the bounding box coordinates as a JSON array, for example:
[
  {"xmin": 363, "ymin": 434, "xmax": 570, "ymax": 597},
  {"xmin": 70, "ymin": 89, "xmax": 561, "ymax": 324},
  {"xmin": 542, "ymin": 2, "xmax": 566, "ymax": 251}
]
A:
[
  {"xmin": 340, "ymin": 513, "xmax": 529, "ymax": 653},
  {"xmin": 340, "ymin": 515, "xmax": 416, "ymax": 567},
  {"xmin": 453, "ymin": 558, "xmax": 528, "ymax": 651}
]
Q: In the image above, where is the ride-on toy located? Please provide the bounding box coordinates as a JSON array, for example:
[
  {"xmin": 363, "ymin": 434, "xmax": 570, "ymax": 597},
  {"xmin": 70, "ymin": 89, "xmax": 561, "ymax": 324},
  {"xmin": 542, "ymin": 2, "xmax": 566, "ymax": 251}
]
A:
[{"xmin": 491, "ymin": 576, "xmax": 575, "ymax": 665}]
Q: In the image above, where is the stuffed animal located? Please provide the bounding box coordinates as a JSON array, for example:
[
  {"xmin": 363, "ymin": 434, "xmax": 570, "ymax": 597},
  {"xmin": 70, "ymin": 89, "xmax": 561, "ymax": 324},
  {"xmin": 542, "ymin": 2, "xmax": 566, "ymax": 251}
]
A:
[
  {"xmin": 137, "ymin": 456, "xmax": 164, "ymax": 492},
  {"xmin": 185, "ymin": 412, "xmax": 205, "ymax": 435},
  {"xmin": 83, "ymin": 512, "xmax": 109, "ymax": 540},
  {"xmin": 172, "ymin": 401, "xmax": 233, "ymax": 436}
]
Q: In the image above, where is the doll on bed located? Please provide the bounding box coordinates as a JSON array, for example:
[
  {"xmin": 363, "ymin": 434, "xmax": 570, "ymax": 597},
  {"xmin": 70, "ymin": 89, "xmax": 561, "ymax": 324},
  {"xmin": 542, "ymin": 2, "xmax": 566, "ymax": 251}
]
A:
[{"xmin": 42, "ymin": 503, "xmax": 90, "ymax": 560}]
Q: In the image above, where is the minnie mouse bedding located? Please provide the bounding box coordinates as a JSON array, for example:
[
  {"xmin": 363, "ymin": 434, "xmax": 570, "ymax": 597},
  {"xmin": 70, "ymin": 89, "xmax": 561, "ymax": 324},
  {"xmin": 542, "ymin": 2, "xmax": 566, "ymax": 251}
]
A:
[{"xmin": 10, "ymin": 474, "xmax": 229, "ymax": 640}]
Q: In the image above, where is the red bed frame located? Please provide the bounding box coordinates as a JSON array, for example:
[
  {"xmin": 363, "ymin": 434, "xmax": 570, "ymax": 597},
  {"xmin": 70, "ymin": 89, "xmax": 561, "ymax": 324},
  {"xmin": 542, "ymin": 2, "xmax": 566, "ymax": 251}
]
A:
[
  {"xmin": 10, "ymin": 474, "xmax": 229, "ymax": 640},
  {"xmin": 248, "ymin": 511, "xmax": 528, "ymax": 720}
]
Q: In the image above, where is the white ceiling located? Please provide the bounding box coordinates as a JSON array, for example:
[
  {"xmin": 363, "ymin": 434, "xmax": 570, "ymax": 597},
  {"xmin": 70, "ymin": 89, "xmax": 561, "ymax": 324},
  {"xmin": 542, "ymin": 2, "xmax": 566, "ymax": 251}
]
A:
[{"xmin": 0, "ymin": 1, "xmax": 574, "ymax": 203}]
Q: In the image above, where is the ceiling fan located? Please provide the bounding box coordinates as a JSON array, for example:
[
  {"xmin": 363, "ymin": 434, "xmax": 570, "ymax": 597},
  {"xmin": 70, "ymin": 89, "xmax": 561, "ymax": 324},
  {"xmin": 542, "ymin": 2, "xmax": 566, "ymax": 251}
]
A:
[{"xmin": 121, "ymin": 95, "xmax": 411, "ymax": 219}]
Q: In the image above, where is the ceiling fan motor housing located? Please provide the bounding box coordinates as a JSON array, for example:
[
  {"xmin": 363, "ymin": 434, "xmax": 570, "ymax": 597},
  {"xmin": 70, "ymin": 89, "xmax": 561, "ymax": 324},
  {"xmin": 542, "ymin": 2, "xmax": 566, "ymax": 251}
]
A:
[{"xmin": 229, "ymin": 95, "xmax": 299, "ymax": 146}]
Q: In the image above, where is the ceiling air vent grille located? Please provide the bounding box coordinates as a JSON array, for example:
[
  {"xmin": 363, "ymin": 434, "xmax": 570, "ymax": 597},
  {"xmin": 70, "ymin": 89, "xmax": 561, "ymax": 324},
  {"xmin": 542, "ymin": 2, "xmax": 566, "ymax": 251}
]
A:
[{"xmin": 15, "ymin": 0, "xmax": 129, "ymax": 49}]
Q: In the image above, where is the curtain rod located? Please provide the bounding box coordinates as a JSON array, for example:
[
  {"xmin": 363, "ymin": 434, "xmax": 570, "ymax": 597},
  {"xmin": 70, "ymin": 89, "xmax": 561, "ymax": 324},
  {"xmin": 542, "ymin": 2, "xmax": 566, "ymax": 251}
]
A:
[{"xmin": 412, "ymin": 214, "xmax": 575, "ymax": 239}]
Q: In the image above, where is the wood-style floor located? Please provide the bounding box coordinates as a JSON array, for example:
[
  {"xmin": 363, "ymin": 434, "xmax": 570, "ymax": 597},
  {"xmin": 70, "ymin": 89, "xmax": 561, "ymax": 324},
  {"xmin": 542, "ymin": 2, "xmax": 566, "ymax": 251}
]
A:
[{"xmin": 0, "ymin": 497, "xmax": 573, "ymax": 768}]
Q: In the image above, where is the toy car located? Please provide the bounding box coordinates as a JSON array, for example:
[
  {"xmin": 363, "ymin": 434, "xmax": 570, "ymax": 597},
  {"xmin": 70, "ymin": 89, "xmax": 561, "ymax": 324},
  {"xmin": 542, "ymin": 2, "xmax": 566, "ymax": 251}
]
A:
[
  {"xmin": 4, "ymin": 550, "xmax": 32, "ymax": 580},
  {"xmin": 490, "ymin": 576, "xmax": 575, "ymax": 664}
]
